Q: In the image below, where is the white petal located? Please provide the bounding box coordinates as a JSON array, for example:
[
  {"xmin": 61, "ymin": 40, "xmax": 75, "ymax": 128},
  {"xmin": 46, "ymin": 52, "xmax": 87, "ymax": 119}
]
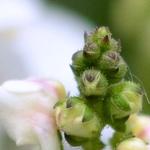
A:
[
  {"xmin": 2, "ymin": 80, "xmax": 42, "ymax": 93},
  {"xmin": 0, "ymin": 79, "xmax": 62, "ymax": 150}
]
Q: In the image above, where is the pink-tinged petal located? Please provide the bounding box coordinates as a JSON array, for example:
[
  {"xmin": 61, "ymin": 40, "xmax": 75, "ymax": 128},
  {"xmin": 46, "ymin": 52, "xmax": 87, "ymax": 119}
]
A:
[
  {"xmin": 127, "ymin": 114, "xmax": 150, "ymax": 144},
  {"xmin": 0, "ymin": 79, "xmax": 66, "ymax": 150},
  {"xmin": 28, "ymin": 78, "xmax": 66, "ymax": 99},
  {"xmin": 30, "ymin": 112, "xmax": 61, "ymax": 150},
  {"xmin": 138, "ymin": 126, "xmax": 150, "ymax": 143}
]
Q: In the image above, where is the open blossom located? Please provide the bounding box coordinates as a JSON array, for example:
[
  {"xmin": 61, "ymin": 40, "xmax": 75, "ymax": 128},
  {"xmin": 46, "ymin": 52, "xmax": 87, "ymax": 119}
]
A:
[
  {"xmin": 0, "ymin": 78, "xmax": 66, "ymax": 150},
  {"xmin": 116, "ymin": 137, "xmax": 147, "ymax": 150},
  {"xmin": 127, "ymin": 114, "xmax": 150, "ymax": 144}
]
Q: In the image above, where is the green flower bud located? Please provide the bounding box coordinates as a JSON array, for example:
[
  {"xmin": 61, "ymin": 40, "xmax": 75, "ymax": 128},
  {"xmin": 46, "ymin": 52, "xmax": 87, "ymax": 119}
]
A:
[
  {"xmin": 96, "ymin": 27, "xmax": 121, "ymax": 52},
  {"xmin": 96, "ymin": 27, "xmax": 111, "ymax": 52},
  {"xmin": 99, "ymin": 51, "xmax": 120, "ymax": 70},
  {"xmin": 83, "ymin": 42, "xmax": 101, "ymax": 61},
  {"xmin": 99, "ymin": 51, "xmax": 127, "ymax": 83},
  {"xmin": 117, "ymin": 138, "xmax": 147, "ymax": 150},
  {"xmin": 70, "ymin": 50, "xmax": 86, "ymax": 76},
  {"xmin": 84, "ymin": 27, "xmax": 122, "ymax": 56},
  {"xmin": 110, "ymin": 38, "xmax": 122, "ymax": 52},
  {"xmin": 78, "ymin": 69, "xmax": 108, "ymax": 97},
  {"xmin": 96, "ymin": 26, "xmax": 111, "ymax": 38},
  {"xmin": 83, "ymin": 27, "xmax": 111, "ymax": 61},
  {"xmin": 106, "ymin": 81, "xmax": 143, "ymax": 119},
  {"xmin": 54, "ymin": 97, "xmax": 102, "ymax": 138}
]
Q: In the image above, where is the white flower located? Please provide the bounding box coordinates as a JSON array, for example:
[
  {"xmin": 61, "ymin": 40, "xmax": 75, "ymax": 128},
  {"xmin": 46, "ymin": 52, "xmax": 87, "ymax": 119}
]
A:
[
  {"xmin": 0, "ymin": 78, "xmax": 66, "ymax": 150},
  {"xmin": 117, "ymin": 138, "xmax": 147, "ymax": 150},
  {"xmin": 127, "ymin": 114, "xmax": 150, "ymax": 144}
]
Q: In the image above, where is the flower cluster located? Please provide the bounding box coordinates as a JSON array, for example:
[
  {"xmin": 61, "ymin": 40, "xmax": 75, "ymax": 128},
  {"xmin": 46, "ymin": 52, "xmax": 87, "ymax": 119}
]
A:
[{"xmin": 54, "ymin": 27, "xmax": 149, "ymax": 150}]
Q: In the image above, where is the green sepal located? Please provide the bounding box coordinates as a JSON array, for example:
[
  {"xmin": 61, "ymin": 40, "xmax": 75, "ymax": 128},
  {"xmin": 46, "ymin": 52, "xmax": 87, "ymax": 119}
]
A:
[
  {"xmin": 71, "ymin": 50, "xmax": 87, "ymax": 76},
  {"xmin": 111, "ymin": 95, "xmax": 131, "ymax": 112},
  {"xmin": 96, "ymin": 50, "xmax": 127, "ymax": 84},
  {"xmin": 78, "ymin": 69, "xmax": 108, "ymax": 96}
]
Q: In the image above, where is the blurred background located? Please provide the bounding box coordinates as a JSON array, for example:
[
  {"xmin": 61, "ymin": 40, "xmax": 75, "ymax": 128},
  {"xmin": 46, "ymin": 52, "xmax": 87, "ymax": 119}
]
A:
[{"xmin": 0, "ymin": 0, "xmax": 150, "ymax": 149}]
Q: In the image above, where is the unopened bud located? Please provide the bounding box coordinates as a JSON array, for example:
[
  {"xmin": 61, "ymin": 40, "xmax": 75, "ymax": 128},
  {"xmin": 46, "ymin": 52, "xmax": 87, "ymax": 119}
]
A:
[
  {"xmin": 99, "ymin": 51, "xmax": 127, "ymax": 83},
  {"xmin": 71, "ymin": 50, "xmax": 86, "ymax": 76},
  {"xmin": 106, "ymin": 81, "xmax": 143, "ymax": 119},
  {"xmin": 79, "ymin": 69, "xmax": 108, "ymax": 96},
  {"xmin": 54, "ymin": 97, "xmax": 101, "ymax": 138},
  {"xmin": 110, "ymin": 38, "xmax": 122, "ymax": 52},
  {"xmin": 99, "ymin": 51, "xmax": 120, "ymax": 70},
  {"xmin": 83, "ymin": 42, "xmax": 101, "ymax": 60}
]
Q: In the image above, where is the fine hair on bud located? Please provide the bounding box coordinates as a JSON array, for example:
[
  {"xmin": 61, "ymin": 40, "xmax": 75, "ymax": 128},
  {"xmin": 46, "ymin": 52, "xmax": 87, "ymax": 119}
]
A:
[
  {"xmin": 105, "ymin": 81, "xmax": 143, "ymax": 119},
  {"xmin": 70, "ymin": 50, "xmax": 87, "ymax": 76},
  {"xmin": 79, "ymin": 69, "xmax": 108, "ymax": 97},
  {"xmin": 100, "ymin": 51, "xmax": 127, "ymax": 83},
  {"xmin": 54, "ymin": 97, "xmax": 102, "ymax": 139}
]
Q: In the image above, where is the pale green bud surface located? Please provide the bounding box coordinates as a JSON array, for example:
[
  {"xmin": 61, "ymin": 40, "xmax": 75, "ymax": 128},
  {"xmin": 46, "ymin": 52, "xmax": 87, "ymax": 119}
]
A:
[
  {"xmin": 99, "ymin": 51, "xmax": 127, "ymax": 83},
  {"xmin": 83, "ymin": 42, "xmax": 101, "ymax": 60},
  {"xmin": 54, "ymin": 97, "xmax": 102, "ymax": 138},
  {"xmin": 117, "ymin": 138, "xmax": 147, "ymax": 150},
  {"xmin": 70, "ymin": 50, "xmax": 86, "ymax": 76},
  {"xmin": 106, "ymin": 81, "xmax": 143, "ymax": 119},
  {"xmin": 79, "ymin": 69, "xmax": 108, "ymax": 96}
]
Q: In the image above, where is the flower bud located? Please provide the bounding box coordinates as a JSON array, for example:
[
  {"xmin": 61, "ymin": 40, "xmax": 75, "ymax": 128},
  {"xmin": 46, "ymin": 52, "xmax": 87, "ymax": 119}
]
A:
[
  {"xmin": 110, "ymin": 38, "xmax": 122, "ymax": 52},
  {"xmin": 70, "ymin": 50, "xmax": 87, "ymax": 76},
  {"xmin": 96, "ymin": 26, "xmax": 111, "ymax": 38},
  {"xmin": 84, "ymin": 27, "xmax": 122, "ymax": 56},
  {"xmin": 83, "ymin": 27, "xmax": 111, "ymax": 61},
  {"xmin": 117, "ymin": 138, "xmax": 147, "ymax": 150},
  {"xmin": 99, "ymin": 51, "xmax": 127, "ymax": 83},
  {"xmin": 83, "ymin": 42, "xmax": 101, "ymax": 61},
  {"xmin": 54, "ymin": 97, "xmax": 102, "ymax": 138},
  {"xmin": 79, "ymin": 69, "xmax": 108, "ymax": 96},
  {"xmin": 127, "ymin": 114, "xmax": 150, "ymax": 144},
  {"xmin": 106, "ymin": 81, "xmax": 143, "ymax": 119}
]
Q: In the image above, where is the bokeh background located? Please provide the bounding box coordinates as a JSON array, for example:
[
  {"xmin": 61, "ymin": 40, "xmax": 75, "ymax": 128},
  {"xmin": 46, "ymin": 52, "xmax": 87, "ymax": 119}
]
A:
[{"xmin": 0, "ymin": 0, "xmax": 149, "ymax": 149}]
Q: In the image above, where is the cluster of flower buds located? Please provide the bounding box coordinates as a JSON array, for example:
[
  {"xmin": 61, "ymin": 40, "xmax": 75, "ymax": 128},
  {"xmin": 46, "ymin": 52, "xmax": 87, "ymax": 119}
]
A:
[{"xmin": 54, "ymin": 27, "xmax": 146, "ymax": 150}]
